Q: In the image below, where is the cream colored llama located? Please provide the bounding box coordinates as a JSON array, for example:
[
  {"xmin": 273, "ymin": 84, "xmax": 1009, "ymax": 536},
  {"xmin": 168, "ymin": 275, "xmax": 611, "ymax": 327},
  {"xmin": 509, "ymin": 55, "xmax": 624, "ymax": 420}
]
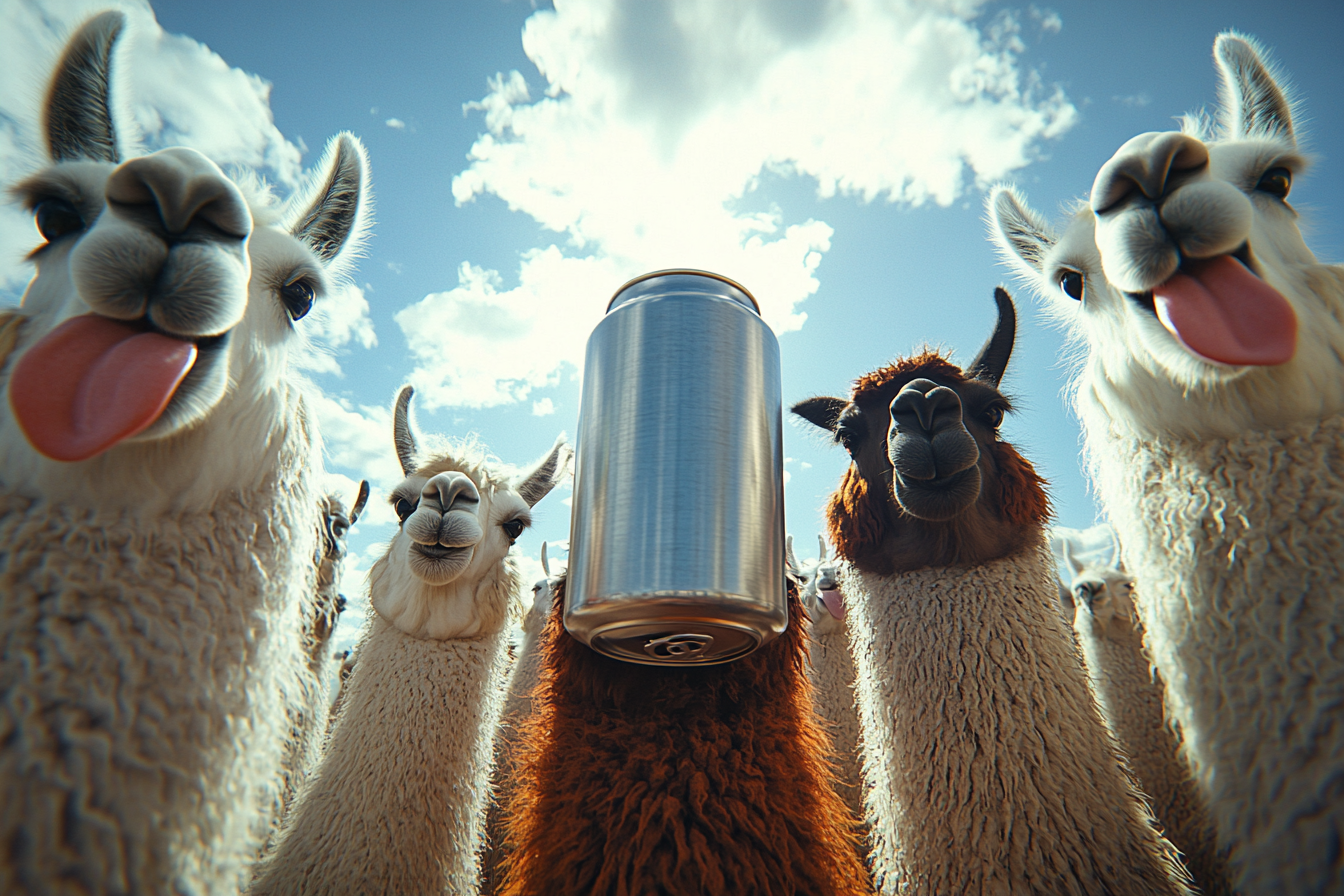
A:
[
  {"xmin": 789, "ymin": 534, "xmax": 865, "ymax": 822},
  {"xmin": 0, "ymin": 12, "xmax": 371, "ymax": 894},
  {"xmin": 310, "ymin": 480, "xmax": 369, "ymax": 669},
  {"xmin": 794, "ymin": 289, "xmax": 1191, "ymax": 895},
  {"xmin": 1065, "ymin": 541, "xmax": 1233, "ymax": 896},
  {"xmin": 990, "ymin": 32, "xmax": 1344, "ymax": 895},
  {"xmin": 251, "ymin": 386, "xmax": 570, "ymax": 895}
]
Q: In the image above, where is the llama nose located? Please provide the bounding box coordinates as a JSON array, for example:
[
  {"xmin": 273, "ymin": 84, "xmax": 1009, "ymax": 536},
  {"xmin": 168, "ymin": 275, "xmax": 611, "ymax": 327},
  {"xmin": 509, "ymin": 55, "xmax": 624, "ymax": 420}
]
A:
[
  {"xmin": 105, "ymin": 147, "xmax": 252, "ymax": 239},
  {"xmin": 421, "ymin": 471, "xmax": 481, "ymax": 516},
  {"xmin": 890, "ymin": 379, "xmax": 963, "ymax": 437},
  {"xmin": 1090, "ymin": 131, "xmax": 1209, "ymax": 214}
]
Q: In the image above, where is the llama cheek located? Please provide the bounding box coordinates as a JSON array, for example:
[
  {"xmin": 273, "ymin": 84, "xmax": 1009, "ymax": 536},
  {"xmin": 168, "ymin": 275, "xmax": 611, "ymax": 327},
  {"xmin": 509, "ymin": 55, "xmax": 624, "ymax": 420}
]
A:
[{"xmin": 70, "ymin": 224, "xmax": 166, "ymax": 319}]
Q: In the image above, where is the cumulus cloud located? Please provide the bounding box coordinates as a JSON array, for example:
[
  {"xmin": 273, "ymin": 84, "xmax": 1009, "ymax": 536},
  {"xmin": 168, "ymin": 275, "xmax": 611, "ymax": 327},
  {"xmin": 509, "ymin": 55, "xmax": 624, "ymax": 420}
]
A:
[
  {"xmin": 385, "ymin": 118, "xmax": 406, "ymax": 130},
  {"xmin": 532, "ymin": 397, "xmax": 556, "ymax": 416},
  {"xmin": 402, "ymin": 0, "xmax": 1075, "ymax": 409}
]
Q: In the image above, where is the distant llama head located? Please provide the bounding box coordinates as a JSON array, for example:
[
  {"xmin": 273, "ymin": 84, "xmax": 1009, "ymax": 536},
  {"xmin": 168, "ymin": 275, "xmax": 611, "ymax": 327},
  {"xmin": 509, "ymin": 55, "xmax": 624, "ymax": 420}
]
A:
[
  {"xmin": 309, "ymin": 479, "xmax": 369, "ymax": 659},
  {"xmin": 1062, "ymin": 539, "xmax": 1137, "ymax": 633},
  {"xmin": 369, "ymin": 386, "xmax": 571, "ymax": 640},
  {"xmin": 787, "ymin": 534, "xmax": 844, "ymax": 634},
  {"xmin": 990, "ymin": 32, "xmax": 1344, "ymax": 439},
  {"xmin": 2, "ymin": 11, "xmax": 370, "ymax": 499},
  {"xmin": 794, "ymin": 289, "xmax": 1050, "ymax": 574}
]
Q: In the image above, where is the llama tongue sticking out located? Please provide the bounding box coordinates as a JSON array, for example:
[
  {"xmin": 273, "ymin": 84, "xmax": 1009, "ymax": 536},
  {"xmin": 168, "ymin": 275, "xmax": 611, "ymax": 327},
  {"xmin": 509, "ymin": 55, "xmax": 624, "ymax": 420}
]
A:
[
  {"xmin": 1153, "ymin": 256, "xmax": 1297, "ymax": 366},
  {"xmin": 9, "ymin": 314, "xmax": 196, "ymax": 462}
]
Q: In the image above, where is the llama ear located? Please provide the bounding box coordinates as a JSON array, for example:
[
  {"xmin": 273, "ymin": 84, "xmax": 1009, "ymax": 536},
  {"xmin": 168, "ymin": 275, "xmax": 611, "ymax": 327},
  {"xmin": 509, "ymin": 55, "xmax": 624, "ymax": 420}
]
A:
[
  {"xmin": 540, "ymin": 541, "xmax": 550, "ymax": 577},
  {"xmin": 818, "ymin": 534, "xmax": 827, "ymax": 564},
  {"xmin": 1215, "ymin": 33, "xmax": 1294, "ymax": 145},
  {"xmin": 393, "ymin": 386, "xmax": 417, "ymax": 476},
  {"xmin": 967, "ymin": 288, "xmax": 1016, "ymax": 387},
  {"xmin": 45, "ymin": 11, "xmax": 124, "ymax": 163},
  {"xmin": 792, "ymin": 397, "xmax": 848, "ymax": 433},
  {"xmin": 988, "ymin": 185, "xmax": 1055, "ymax": 277},
  {"xmin": 289, "ymin": 133, "xmax": 371, "ymax": 273},
  {"xmin": 1062, "ymin": 540, "xmax": 1085, "ymax": 578},
  {"xmin": 516, "ymin": 437, "xmax": 573, "ymax": 508},
  {"xmin": 785, "ymin": 534, "xmax": 799, "ymax": 573},
  {"xmin": 348, "ymin": 480, "xmax": 370, "ymax": 525}
]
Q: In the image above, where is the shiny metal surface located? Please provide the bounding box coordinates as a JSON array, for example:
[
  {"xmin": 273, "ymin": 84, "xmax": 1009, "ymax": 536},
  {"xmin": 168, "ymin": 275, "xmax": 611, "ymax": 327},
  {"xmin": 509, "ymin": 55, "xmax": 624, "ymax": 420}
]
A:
[{"xmin": 565, "ymin": 270, "xmax": 787, "ymax": 666}]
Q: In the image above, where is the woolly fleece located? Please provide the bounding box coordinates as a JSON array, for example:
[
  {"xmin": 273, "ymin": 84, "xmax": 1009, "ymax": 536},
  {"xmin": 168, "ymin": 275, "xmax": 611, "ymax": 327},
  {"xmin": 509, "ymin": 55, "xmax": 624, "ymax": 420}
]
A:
[
  {"xmin": 500, "ymin": 576, "xmax": 873, "ymax": 896},
  {"xmin": 806, "ymin": 615, "xmax": 866, "ymax": 824},
  {"xmin": 1074, "ymin": 599, "xmax": 1232, "ymax": 895},
  {"xmin": 1088, "ymin": 414, "xmax": 1344, "ymax": 895},
  {"xmin": 0, "ymin": 444, "xmax": 323, "ymax": 895},
  {"xmin": 840, "ymin": 542, "xmax": 1191, "ymax": 896},
  {"xmin": 249, "ymin": 612, "xmax": 512, "ymax": 895}
]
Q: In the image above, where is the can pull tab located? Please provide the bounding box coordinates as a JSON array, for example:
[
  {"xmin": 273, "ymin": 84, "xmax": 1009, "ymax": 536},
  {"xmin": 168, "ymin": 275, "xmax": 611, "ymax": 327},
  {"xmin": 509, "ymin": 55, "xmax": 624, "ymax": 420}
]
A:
[{"xmin": 644, "ymin": 633, "xmax": 716, "ymax": 661}]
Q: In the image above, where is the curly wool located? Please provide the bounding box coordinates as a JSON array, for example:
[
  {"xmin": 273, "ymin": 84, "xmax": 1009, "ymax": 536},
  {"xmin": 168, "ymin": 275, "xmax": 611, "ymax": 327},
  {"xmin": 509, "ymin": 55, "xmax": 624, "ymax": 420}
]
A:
[
  {"xmin": 0, "ymin": 456, "xmax": 323, "ymax": 895},
  {"xmin": 249, "ymin": 610, "xmax": 514, "ymax": 895},
  {"xmin": 500, "ymin": 578, "xmax": 873, "ymax": 896},
  {"xmin": 1074, "ymin": 606, "xmax": 1232, "ymax": 896},
  {"xmin": 840, "ymin": 542, "xmax": 1190, "ymax": 896},
  {"xmin": 1087, "ymin": 413, "xmax": 1344, "ymax": 895},
  {"xmin": 806, "ymin": 618, "xmax": 865, "ymax": 824}
]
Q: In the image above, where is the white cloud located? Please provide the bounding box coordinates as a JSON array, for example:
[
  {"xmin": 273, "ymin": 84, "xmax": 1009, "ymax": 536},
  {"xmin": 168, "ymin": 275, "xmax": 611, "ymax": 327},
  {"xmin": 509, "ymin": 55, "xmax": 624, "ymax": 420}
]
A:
[
  {"xmin": 385, "ymin": 118, "xmax": 406, "ymax": 130},
  {"xmin": 532, "ymin": 397, "xmax": 556, "ymax": 416},
  {"xmin": 400, "ymin": 0, "xmax": 1074, "ymax": 410}
]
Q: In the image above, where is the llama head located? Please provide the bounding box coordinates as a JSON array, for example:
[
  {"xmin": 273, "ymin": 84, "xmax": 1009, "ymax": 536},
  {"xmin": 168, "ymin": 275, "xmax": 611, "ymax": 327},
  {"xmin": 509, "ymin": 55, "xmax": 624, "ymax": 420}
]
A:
[
  {"xmin": 788, "ymin": 534, "xmax": 844, "ymax": 634},
  {"xmin": 316, "ymin": 480, "xmax": 369, "ymax": 592},
  {"xmin": 2, "ymin": 12, "xmax": 370, "ymax": 504},
  {"xmin": 1063, "ymin": 541, "xmax": 1137, "ymax": 634},
  {"xmin": 369, "ymin": 387, "xmax": 572, "ymax": 640},
  {"xmin": 989, "ymin": 32, "xmax": 1344, "ymax": 439},
  {"xmin": 794, "ymin": 289, "xmax": 1050, "ymax": 574}
]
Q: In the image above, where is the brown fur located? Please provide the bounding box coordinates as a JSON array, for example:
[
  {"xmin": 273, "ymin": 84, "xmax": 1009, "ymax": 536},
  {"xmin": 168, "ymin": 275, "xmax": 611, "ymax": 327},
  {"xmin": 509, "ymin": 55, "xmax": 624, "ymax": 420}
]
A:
[{"xmin": 499, "ymin": 578, "xmax": 873, "ymax": 896}]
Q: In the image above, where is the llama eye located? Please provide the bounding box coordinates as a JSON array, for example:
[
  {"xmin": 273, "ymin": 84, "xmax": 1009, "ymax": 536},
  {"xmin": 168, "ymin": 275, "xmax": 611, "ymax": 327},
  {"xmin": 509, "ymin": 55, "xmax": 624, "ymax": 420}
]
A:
[
  {"xmin": 34, "ymin": 198, "xmax": 85, "ymax": 243},
  {"xmin": 1255, "ymin": 166, "xmax": 1291, "ymax": 199},
  {"xmin": 280, "ymin": 278, "xmax": 315, "ymax": 321},
  {"xmin": 394, "ymin": 497, "xmax": 417, "ymax": 523},
  {"xmin": 501, "ymin": 519, "xmax": 526, "ymax": 543},
  {"xmin": 1058, "ymin": 270, "xmax": 1084, "ymax": 301},
  {"xmin": 983, "ymin": 406, "xmax": 1005, "ymax": 428}
]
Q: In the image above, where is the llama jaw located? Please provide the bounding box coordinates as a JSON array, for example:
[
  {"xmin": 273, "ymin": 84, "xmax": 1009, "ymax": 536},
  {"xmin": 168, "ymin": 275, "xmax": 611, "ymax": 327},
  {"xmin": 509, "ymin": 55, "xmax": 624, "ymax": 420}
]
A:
[
  {"xmin": 9, "ymin": 313, "xmax": 203, "ymax": 461},
  {"xmin": 409, "ymin": 542, "xmax": 475, "ymax": 585},
  {"xmin": 1127, "ymin": 251, "xmax": 1297, "ymax": 368}
]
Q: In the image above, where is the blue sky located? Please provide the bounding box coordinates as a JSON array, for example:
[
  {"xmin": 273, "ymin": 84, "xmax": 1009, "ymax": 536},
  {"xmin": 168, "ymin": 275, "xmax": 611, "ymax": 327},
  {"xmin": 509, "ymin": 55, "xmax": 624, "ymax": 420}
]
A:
[{"xmin": 3, "ymin": 0, "xmax": 1341, "ymax": 652}]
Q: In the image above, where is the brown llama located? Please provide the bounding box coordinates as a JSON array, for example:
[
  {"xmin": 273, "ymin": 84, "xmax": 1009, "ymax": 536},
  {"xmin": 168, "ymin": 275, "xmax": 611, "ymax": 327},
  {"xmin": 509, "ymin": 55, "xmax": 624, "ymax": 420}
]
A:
[
  {"xmin": 793, "ymin": 288, "xmax": 1191, "ymax": 896},
  {"xmin": 498, "ymin": 573, "xmax": 873, "ymax": 895}
]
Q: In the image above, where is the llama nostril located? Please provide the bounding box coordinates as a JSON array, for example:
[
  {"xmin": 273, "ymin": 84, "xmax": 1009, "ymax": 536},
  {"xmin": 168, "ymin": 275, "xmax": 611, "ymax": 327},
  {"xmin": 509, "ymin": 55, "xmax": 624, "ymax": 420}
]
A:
[
  {"xmin": 421, "ymin": 471, "xmax": 481, "ymax": 516},
  {"xmin": 106, "ymin": 147, "xmax": 251, "ymax": 238},
  {"xmin": 1091, "ymin": 131, "xmax": 1210, "ymax": 214},
  {"xmin": 890, "ymin": 380, "xmax": 964, "ymax": 436}
]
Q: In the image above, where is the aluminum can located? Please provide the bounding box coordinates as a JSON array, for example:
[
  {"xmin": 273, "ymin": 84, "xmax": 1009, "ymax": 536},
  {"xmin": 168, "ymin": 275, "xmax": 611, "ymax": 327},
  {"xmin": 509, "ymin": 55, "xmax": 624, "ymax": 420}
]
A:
[{"xmin": 564, "ymin": 270, "xmax": 787, "ymax": 665}]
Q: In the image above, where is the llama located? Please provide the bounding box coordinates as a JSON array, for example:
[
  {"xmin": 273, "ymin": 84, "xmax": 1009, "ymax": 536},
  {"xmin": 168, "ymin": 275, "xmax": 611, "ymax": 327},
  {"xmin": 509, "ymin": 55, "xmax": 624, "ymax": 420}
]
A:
[
  {"xmin": 1065, "ymin": 545, "xmax": 1234, "ymax": 896},
  {"xmin": 250, "ymin": 387, "xmax": 569, "ymax": 895},
  {"xmin": 482, "ymin": 541, "xmax": 563, "ymax": 895},
  {"xmin": 309, "ymin": 479, "xmax": 369, "ymax": 669},
  {"xmin": 498, "ymin": 579, "xmax": 872, "ymax": 892},
  {"xmin": 0, "ymin": 12, "xmax": 370, "ymax": 894},
  {"xmin": 789, "ymin": 535, "xmax": 865, "ymax": 823},
  {"xmin": 793, "ymin": 288, "xmax": 1191, "ymax": 895},
  {"xmin": 989, "ymin": 32, "xmax": 1344, "ymax": 895}
]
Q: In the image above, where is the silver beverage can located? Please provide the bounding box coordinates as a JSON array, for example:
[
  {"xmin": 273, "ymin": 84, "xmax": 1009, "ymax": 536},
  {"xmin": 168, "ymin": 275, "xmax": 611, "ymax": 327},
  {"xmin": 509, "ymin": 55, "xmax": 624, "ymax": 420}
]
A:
[{"xmin": 564, "ymin": 270, "xmax": 787, "ymax": 666}]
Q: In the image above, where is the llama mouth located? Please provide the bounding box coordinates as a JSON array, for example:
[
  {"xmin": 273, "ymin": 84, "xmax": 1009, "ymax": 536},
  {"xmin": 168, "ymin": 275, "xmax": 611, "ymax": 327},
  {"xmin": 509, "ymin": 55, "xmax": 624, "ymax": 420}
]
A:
[
  {"xmin": 10, "ymin": 313, "xmax": 229, "ymax": 462},
  {"xmin": 1126, "ymin": 244, "xmax": 1296, "ymax": 367},
  {"xmin": 893, "ymin": 466, "xmax": 982, "ymax": 522},
  {"xmin": 409, "ymin": 542, "xmax": 474, "ymax": 585}
]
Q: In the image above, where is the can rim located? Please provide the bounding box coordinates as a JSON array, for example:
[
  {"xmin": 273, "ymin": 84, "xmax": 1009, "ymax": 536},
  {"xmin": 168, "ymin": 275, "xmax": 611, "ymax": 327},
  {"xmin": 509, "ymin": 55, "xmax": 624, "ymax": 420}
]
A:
[{"xmin": 607, "ymin": 269, "xmax": 760, "ymax": 314}]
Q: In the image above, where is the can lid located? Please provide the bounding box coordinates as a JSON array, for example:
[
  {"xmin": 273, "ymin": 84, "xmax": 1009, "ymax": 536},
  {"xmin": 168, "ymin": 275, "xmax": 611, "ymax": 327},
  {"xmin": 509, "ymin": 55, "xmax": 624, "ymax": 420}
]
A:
[{"xmin": 607, "ymin": 269, "xmax": 760, "ymax": 314}]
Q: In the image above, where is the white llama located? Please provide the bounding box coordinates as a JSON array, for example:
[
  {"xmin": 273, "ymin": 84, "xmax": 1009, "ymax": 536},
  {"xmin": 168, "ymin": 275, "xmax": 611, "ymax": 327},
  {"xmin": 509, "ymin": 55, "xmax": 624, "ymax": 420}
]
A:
[
  {"xmin": 990, "ymin": 32, "xmax": 1344, "ymax": 895},
  {"xmin": 250, "ymin": 386, "xmax": 570, "ymax": 896},
  {"xmin": 1065, "ymin": 542, "xmax": 1234, "ymax": 896},
  {"xmin": 310, "ymin": 479, "xmax": 369, "ymax": 669},
  {"xmin": 789, "ymin": 534, "xmax": 865, "ymax": 823},
  {"xmin": 0, "ymin": 12, "xmax": 371, "ymax": 894}
]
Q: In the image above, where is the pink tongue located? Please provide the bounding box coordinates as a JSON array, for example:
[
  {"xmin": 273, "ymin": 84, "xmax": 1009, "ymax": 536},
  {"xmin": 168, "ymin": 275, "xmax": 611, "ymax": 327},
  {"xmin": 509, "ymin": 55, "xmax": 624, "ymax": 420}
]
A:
[
  {"xmin": 1153, "ymin": 255, "xmax": 1296, "ymax": 366},
  {"xmin": 9, "ymin": 315, "xmax": 196, "ymax": 461},
  {"xmin": 819, "ymin": 588, "xmax": 845, "ymax": 621}
]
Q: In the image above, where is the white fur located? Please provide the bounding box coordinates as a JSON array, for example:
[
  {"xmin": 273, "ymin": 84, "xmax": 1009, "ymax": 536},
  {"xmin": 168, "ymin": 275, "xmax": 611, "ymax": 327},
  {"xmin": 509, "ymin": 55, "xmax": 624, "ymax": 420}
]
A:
[
  {"xmin": 251, "ymin": 411, "xmax": 569, "ymax": 895},
  {"xmin": 841, "ymin": 542, "xmax": 1190, "ymax": 896},
  {"xmin": 0, "ymin": 17, "xmax": 371, "ymax": 892},
  {"xmin": 988, "ymin": 32, "xmax": 1344, "ymax": 894}
]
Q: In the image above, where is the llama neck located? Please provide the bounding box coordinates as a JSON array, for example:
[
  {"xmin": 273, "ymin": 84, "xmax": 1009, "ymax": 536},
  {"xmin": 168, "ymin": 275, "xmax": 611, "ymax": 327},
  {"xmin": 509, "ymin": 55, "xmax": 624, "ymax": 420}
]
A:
[
  {"xmin": 0, "ymin": 477, "xmax": 321, "ymax": 895},
  {"xmin": 252, "ymin": 616, "xmax": 511, "ymax": 896},
  {"xmin": 1086, "ymin": 414, "xmax": 1344, "ymax": 894},
  {"xmin": 806, "ymin": 621, "xmax": 865, "ymax": 822},
  {"xmin": 841, "ymin": 544, "xmax": 1187, "ymax": 896}
]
